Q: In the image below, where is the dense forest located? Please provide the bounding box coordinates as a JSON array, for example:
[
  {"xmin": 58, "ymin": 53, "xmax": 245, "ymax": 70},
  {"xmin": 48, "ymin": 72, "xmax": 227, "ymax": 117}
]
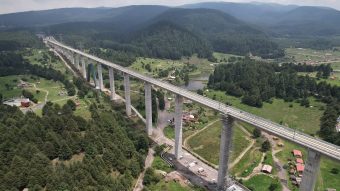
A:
[
  {"xmin": 208, "ymin": 59, "xmax": 337, "ymax": 107},
  {"xmin": 0, "ymin": 31, "xmax": 43, "ymax": 51},
  {"xmin": 0, "ymin": 99, "xmax": 149, "ymax": 190},
  {"xmin": 88, "ymin": 21, "xmax": 213, "ymax": 66},
  {"xmin": 0, "ymin": 52, "xmax": 76, "ymax": 96}
]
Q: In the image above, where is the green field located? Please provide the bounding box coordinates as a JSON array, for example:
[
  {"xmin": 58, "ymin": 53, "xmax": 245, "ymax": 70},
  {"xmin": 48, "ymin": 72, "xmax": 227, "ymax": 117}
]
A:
[
  {"xmin": 129, "ymin": 56, "xmax": 214, "ymax": 79},
  {"xmin": 285, "ymin": 48, "xmax": 340, "ymax": 63},
  {"xmin": 187, "ymin": 120, "xmax": 251, "ymax": 165},
  {"xmin": 205, "ymin": 90, "xmax": 324, "ymax": 135},
  {"xmin": 130, "ymin": 57, "xmax": 183, "ymax": 77},
  {"xmin": 152, "ymin": 156, "xmax": 174, "ymax": 173},
  {"xmin": 244, "ymin": 175, "xmax": 282, "ymax": 191},
  {"xmin": 0, "ymin": 75, "xmax": 70, "ymax": 103},
  {"xmin": 0, "ymin": 75, "xmax": 28, "ymax": 99},
  {"xmin": 213, "ymin": 52, "xmax": 243, "ymax": 63},
  {"xmin": 231, "ymin": 147, "xmax": 263, "ymax": 177},
  {"xmin": 23, "ymin": 48, "xmax": 72, "ymax": 76}
]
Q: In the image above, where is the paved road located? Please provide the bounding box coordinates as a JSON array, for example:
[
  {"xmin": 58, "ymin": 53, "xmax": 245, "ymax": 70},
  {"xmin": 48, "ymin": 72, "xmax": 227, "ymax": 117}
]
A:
[{"xmin": 46, "ymin": 38, "xmax": 340, "ymax": 161}]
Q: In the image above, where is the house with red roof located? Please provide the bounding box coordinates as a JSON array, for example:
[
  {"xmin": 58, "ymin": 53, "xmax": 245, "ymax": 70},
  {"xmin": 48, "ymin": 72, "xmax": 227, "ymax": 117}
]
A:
[
  {"xmin": 296, "ymin": 158, "xmax": 304, "ymax": 164},
  {"xmin": 292, "ymin": 149, "xmax": 303, "ymax": 158},
  {"xmin": 296, "ymin": 163, "xmax": 305, "ymax": 174}
]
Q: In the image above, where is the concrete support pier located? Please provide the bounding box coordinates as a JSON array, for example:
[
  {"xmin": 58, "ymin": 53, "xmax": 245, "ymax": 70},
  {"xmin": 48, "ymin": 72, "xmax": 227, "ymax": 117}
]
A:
[
  {"xmin": 108, "ymin": 67, "xmax": 116, "ymax": 100},
  {"xmin": 97, "ymin": 63, "xmax": 104, "ymax": 90},
  {"xmin": 70, "ymin": 52, "xmax": 75, "ymax": 65},
  {"xmin": 300, "ymin": 149, "xmax": 321, "ymax": 191},
  {"xmin": 81, "ymin": 57, "xmax": 87, "ymax": 79},
  {"xmin": 217, "ymin": 114, "xmax": 234, "ymax": 191},
  {"xmin": 75, "ymin": 54, "xmax": 80, "ymax": 70},
  {"xmin": 145, "ymin": 83, "xmax": 152, "ymax": 136},
  {"xmin": 124, "ymin": 73, "xmax": 132, "ymax": 116},
  {"xmin": 174, "ymin": 94, "xmax": 184, "ymax": 159}
]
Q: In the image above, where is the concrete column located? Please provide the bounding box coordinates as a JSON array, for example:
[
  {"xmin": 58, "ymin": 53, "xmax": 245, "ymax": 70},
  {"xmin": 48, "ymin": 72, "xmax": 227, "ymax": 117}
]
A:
[
  {"xmin": 71, "ymin": 52, "xmax": 75, "ymax": 65},
  {"xmin": 75, "ymin": 54, "xmax": 80, "ymax": 70},
  {"xmin": 300, "ymin": 149, "xmax": 321, "ymax": 191},
  {"xmin": 217, "ymin": 114, "xmax": 234, "ymax": 191},
  {"xmin": 124, "ymin": 73, "xmax": 132, "ymax": 116},
  {"xmin": 174, "ymin": 94, "xmax": 184, "ymax": 159},
  {"xmin": 145, "ymin": 83, "xmax": 152, "ymax": 136},
  {"xmin": 81, "ymin": 57, "xmax": 87, "ymax": 79},
  {"xmin": 97, "ymin": 63, "xmax": 104, "ymax": 90},
  {"xmin": 108, "ymin": 67, "xmax": 116, "ymax": 100}
]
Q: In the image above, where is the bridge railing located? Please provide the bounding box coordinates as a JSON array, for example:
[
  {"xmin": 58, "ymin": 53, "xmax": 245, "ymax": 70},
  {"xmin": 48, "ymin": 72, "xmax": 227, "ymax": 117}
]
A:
[{"xmin": 46, "ymin": 38, "xmax": 340, "ymax": 160}]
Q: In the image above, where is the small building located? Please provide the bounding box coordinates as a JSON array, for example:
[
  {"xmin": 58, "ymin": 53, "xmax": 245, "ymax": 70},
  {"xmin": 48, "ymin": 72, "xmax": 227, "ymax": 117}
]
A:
[
  {"xmin": 292, "ymin": 149, "xmax": 303, "ymax": 158},
  {"xmin": 21, "ymin": 98, "xmax": 30, "ymax": 107},
  {"xmin": 296, "ymin": 158, "xmax": 304, "ymax": 164},
  {"xmin": 336, "ymin": 116, "xmax": 340, "ymax": 132},
  {"xmin": 296, "ymin": 163, "xmax": 305, "ymax": 173},
  {"xmin": 261, "ymin": 164, "xmax": 273, "ymax": 174},
  {"xmin": 296, "ymin": 177, "xmax": 302, "ymax": 185},
  {"xmin": 326, "ymin": 188, "xmax": 336, "ymax": 191}
]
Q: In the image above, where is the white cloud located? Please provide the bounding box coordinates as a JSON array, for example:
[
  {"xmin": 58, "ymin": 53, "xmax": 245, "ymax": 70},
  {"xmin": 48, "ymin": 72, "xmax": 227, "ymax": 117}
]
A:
[{"xmin": 0, "ymin": 0, "xmax": 339, "ymax": 14}]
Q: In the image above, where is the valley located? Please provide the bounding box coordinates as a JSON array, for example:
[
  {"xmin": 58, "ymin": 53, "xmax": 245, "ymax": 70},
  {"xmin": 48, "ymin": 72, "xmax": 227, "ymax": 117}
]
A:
[{"xmin": 1, "ymin": 1, "xmax": 340, "ymax": 191}]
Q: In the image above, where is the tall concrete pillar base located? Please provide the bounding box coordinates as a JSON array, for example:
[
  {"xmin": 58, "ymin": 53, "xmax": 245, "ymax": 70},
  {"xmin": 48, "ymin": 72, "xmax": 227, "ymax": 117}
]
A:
[
  {"xmin": 81, "ymin": 57, "xmax": 87, "ymax": 79},
  {"xmin": 109, "ymin": 67, "xmax": 116, "ymax": 100},
  {"xmin": 217, "ymin": 114, "xmax": 234, "ymax": 191},
  {"xmin": 145, "ymin": 83, "xmax": 152, "ymax": 136},
  {"xmin": 97, "ymin": 63, "xmax": 104, "ymax": 91},
  {"xmin": 300, "ymin": 149, "xmax": 321, "ymax": 191},
  {"xmin": 124, "ymin": 73, "xmax": 131, "ymax": 116},
  {"xmin": 175, "ymin": 95, "xmax": 184, "ymax": 159}
]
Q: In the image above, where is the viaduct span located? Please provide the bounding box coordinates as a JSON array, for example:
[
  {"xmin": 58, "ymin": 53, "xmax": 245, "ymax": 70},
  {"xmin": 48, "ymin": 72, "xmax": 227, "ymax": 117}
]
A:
[{"xmin": 45, "ymin": 37, "xmax": 340, "ymax": 191}]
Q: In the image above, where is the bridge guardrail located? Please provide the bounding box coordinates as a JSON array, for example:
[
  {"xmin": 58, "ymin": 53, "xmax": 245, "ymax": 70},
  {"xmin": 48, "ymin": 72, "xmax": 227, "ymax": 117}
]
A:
[{"xmin": 46, "ymin": 38, "xmax": 340, "ymax": 161}]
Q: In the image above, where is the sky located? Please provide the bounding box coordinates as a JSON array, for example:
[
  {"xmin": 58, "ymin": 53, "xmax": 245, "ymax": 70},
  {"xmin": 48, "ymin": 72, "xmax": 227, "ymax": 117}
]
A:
[{"xmin": 0, "ymin": 0, "xmax": 339, "ymax": 14}]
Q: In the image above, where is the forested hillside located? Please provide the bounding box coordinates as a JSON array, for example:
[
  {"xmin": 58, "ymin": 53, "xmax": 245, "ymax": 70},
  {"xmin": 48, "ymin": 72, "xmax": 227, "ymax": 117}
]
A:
[
  {"xmin": 0, "ymin": 100, "xmax": 149, "ymax": 190},
  {"xmin": 151, "ymin": 8, "xmax": 284, "ymax": 58},
  {"xmin": 0, "ymin": 31, "xmax": 43, "ymax": 51},
  {"xmin": 184, "ymin": 2, "xmax": 340, "ymax": 37},
  {"xmin": 0, "ymin": 5, "xmax": 285, "ymax": 60}
]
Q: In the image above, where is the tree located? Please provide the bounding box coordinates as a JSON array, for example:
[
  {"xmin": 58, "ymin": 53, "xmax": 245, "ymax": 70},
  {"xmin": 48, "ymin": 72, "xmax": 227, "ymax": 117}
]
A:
[
  {"xmin": 58, "ymin": 141, "xmax": 73, "ymax": 160},
  {"xmin": 143, "ymin": 168, "xmax": 160, "ymax": 186},
  {"xmin": 269, "ymin": 182, "xmax": 279, "ymax": 191},
  {"xmin": 66, "ymin": 99, "xmax": 77, "ymax": 111},
  {"xmin": 0, "ymin": 93, "xmax": 3, "ymax": 104},
  {"xmin": 22, "ymin": 89, "xmax": 34, "ymax": 100},
  {"xmin": 261, "ymin": 140, "xmax": 271, "ymax": 152},
  {"xmin": 252, "ymin": 128, "xmax": 261, "ymax": 138},
  {"xmin": 184, "ymin": 73, "xmax": 189, "ymax": 86}
]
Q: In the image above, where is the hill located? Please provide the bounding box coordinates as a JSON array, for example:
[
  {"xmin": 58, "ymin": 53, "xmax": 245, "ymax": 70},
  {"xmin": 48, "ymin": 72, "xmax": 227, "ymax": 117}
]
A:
[
  {"xmin": 129, "ymin": 21, "xmax": 213, "ymax": 59},
  {"xmin": 271, "ymin": 6, "xmax": 340, "ymax": 36},
  {"xmin": 182, "ymin": 2, "xmax": 297, "ymax": 25},
  {"xmin": 151, "ymin": 8, "xmax": 284, "ymax": 58},
  {"xmin": 0, "ymin": 6, "xmax": 283, "ymax": 59},
  {"xmin": 0, "ymin": 5, "xmax": 169, "ymax": 28},
  {"xmin": 183, "ymin": 2, "xmax": 340, "ymax": 37}
]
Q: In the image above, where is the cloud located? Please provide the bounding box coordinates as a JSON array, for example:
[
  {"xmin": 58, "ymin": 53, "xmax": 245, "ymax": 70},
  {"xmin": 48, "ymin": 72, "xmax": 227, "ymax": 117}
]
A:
[{"xmin": 0, "ymin": 0, "xmax": 339, "ymax": 14}]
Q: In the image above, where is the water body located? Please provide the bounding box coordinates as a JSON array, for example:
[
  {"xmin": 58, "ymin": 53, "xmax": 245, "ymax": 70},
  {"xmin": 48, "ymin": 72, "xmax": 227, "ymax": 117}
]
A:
[{"xmin": 182, "ymin": 75, "xmax": 209, "ymax": 91}]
